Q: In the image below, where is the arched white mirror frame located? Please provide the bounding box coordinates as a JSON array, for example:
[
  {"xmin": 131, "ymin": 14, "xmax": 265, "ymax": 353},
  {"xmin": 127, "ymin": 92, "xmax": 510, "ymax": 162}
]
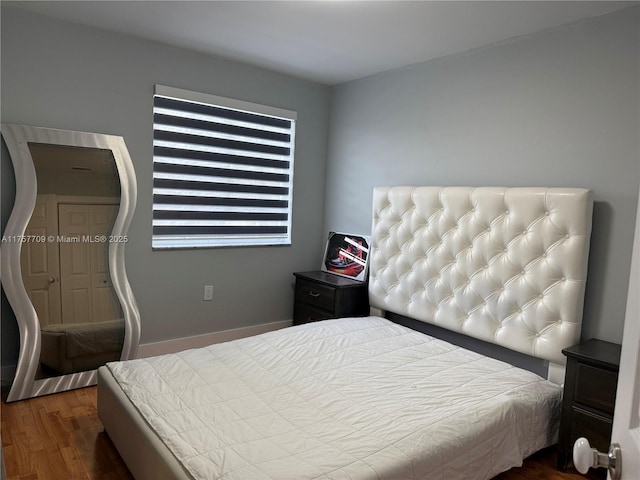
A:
[{"xmin": 1, "ymin": 123, "xmax": 140, "ymax": 401}]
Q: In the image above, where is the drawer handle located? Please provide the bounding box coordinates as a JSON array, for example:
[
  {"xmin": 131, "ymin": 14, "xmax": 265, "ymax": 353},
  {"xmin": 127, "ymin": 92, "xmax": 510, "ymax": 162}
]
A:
[{"xmin": 308, "ymin": 291, "xmax": 320, "ymax": 297}]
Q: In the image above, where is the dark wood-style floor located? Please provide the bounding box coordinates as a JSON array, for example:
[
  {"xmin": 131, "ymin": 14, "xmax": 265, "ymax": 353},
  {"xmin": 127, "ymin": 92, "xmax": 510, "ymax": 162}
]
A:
[{"xmin": 1, "ymin": 386, "xmax": 605, "ymax": 480}]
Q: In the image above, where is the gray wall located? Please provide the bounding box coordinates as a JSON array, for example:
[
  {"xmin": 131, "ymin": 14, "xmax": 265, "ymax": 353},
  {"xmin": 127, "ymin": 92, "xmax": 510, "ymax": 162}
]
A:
[
  {"xmin": 324, "ymin": 7, "xmax": 640, "ymax": 344},
  {"xmin": 2, "ymin": 5, "xmax": 638, "ymax": 373},
  {"xmin": 1, "ymin": 7, "xmax": 330, "ymax": 368}
]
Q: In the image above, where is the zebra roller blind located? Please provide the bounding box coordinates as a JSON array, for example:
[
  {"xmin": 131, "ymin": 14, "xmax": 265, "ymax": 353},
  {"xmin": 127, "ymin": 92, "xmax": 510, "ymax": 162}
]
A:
[{"xmin": 153, "ymin": 85, "xmax": 296, "ymax": 249}]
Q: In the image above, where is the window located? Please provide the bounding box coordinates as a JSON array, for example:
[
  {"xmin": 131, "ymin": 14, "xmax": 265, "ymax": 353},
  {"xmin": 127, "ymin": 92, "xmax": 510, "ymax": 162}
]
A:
[{"xmin": 152, "ymin": 85, "xmax": 296, "ymax": 249}]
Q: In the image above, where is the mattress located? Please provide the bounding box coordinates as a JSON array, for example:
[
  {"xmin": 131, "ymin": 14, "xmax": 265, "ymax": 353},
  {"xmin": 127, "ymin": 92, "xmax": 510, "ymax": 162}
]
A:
[{"xmin": 103, "ymin": 316, "xmax": 562, "ymax": 480}]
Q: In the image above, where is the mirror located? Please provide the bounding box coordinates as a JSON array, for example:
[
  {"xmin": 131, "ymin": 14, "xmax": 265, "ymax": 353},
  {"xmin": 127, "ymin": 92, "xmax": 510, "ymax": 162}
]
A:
[{"xmin": 1, "ymin": 124, "xmax": 139, "ymax": 401}]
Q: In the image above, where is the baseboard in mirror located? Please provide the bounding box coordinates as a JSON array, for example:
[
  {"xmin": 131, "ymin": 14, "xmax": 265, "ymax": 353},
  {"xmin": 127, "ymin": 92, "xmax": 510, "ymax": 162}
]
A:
[{"xmin": 137, "ymin": 320, "xmax": 292, "ymax": 358}]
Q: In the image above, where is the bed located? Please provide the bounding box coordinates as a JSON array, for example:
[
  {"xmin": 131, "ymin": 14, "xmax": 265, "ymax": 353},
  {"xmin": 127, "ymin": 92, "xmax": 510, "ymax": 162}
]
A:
[
  {"xmin": 40, "ymin": 319, "xmax": 125, "ymax": 374},
  {"xmin": 98, "ymin": 186, "xmax": 593, "ymax": 480}
]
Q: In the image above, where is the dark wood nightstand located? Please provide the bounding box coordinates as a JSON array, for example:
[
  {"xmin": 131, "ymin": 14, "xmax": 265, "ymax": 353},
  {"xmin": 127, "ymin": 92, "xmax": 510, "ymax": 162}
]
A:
[
  {"xmin": 293, "ymin": 271, "xmax": 369, "ymax": 325},
  {"xmin": 557, "ymin": 339, "xmax": 621, "ymax": 470}
]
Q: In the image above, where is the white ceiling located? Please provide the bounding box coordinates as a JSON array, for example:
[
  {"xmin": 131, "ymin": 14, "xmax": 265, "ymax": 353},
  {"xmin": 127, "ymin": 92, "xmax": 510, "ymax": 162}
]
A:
[{"xmin": 5, "ymin": 1, "xmax": 636, "ymax": 85}]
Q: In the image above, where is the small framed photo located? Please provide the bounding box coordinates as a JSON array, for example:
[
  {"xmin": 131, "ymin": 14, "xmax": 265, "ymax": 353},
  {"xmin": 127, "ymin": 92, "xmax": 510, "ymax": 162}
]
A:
[{"xmin": 321, "ymin": 231, "xmax": 371, "ymax": 282}]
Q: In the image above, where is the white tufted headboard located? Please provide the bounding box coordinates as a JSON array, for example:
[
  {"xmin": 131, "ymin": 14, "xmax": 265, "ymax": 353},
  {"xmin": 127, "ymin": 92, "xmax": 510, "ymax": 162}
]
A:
[{"xmin": 369, "ymin": 187, "xmax": 593, "ymax": 368}]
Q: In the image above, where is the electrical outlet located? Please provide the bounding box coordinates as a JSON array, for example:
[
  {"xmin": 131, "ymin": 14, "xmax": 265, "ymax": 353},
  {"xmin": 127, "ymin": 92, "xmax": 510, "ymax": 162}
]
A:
[{"xmin": 203, "ymin": 285, "xmax": 214, "ymax": 301}]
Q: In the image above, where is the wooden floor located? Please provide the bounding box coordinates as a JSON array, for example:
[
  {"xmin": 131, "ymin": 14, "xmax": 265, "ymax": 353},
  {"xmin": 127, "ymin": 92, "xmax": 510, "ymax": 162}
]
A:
[
  {"xmin": 2, "ymin": 387, "xmax": 132, "ymax": 480},
  {"xmin": 2, "ymin": 386, "xmax": 605, "ymax": 480}
]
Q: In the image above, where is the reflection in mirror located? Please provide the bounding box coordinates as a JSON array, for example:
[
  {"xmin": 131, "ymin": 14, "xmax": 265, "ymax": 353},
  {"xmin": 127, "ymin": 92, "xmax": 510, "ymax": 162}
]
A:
[
  {"xmin": 1, "ymin": 124, "xmax": 139, "ymax": 401},
  {"xmin": 22, "ymin": 144, "xmax": 124, "ymax": 379}
]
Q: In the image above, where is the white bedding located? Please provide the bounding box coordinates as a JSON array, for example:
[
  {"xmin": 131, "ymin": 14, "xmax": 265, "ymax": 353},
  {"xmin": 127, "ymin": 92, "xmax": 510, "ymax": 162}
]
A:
[{"xmin": 106, "ymin": 317, "xmax": 561, "ymax": 480}]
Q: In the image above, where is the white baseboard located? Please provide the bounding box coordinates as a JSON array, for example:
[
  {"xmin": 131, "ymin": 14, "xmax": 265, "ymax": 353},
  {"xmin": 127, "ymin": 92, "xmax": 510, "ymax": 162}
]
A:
[
  {"xmin": 0, "ymin": 320, "xmax": 293, "ymax": 386},
  {"xmin": 137, "ymin": 319, "xmax": 292, "ymax": 358}
]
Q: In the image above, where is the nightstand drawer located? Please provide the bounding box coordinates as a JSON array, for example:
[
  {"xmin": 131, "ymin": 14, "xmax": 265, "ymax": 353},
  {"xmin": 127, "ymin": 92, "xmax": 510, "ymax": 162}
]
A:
[
  {"xmin": 571, "ymin": 407, "xmax": 613, "ymax": 453},
  {"xmin": 294, "ymin": 302, "xmax": 332, "ymax": 325},
  {"xmin": 295, "ymin": 279, "xmax": 335, "ymax": 311},
  {"xmin": 575, "ymin": 363, "xmax": 617, "ymax": 414}
]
